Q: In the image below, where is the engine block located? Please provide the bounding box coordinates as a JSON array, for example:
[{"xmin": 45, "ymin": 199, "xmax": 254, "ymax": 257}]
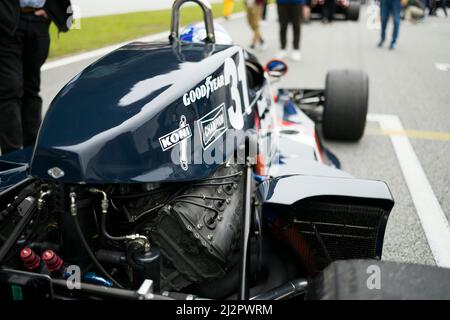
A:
[{"xmin": 148, "ymin": 164, "xmax": 244, "ymax": 290}]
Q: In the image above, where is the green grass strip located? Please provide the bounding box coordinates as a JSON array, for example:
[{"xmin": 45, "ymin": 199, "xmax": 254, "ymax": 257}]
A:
[{"xmin": 49, "ymin": 2, "xmax": 245, "ymax": 59}]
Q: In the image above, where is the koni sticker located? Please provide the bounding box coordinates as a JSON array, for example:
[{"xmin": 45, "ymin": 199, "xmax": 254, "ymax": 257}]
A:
[{"xmin": 159, "ymin": 115, "xmax": 192, "ymax": 151}]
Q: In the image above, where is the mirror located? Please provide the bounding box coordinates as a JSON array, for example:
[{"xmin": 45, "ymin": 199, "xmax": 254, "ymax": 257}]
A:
[{"xmin": 265, "ymin": 59, "xmax": 288, "ymax": 78}]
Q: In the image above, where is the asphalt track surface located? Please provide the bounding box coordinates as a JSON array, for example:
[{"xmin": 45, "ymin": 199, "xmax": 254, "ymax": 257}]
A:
[{"xmin": 40, "ymin": 6, "xmax": 450, "ymax": 267}]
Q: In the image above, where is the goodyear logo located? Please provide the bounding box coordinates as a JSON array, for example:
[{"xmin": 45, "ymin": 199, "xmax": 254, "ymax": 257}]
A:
[
  {"xmin": 183, "ymin": 74, "xmax": 225, "ymax": 106},
  {"xmin": 159, "ymin": 124, "xmax": 192, "ymax": 151}
]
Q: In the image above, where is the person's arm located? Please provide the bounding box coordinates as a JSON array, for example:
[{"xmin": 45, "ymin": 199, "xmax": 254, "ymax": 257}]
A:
[{"xmin": 43, "ymin": 0, "xmax": 73, "ymax": 33}]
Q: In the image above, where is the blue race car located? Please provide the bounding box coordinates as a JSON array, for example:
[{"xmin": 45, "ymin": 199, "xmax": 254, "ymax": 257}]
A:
[{"xmin": 0, "ymin": 0, "xmax": 403, "ymax": 300}]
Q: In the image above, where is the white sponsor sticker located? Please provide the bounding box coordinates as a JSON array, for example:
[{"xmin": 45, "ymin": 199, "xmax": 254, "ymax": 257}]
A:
[
  {"xmin": 159, "ymin": 117, "xmax": 192, "ymax": 151},
  {"xmin": 183, "ymin": 74, "xmax": 226, "ymax": 107},
  {"xmin": 197, "ymin": 103, "xmax": 228, "ymax": 150}
]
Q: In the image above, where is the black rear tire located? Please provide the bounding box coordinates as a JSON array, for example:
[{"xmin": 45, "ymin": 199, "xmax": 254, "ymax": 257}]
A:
[
  {"xmin": 322, "ymin": 69, "xmax": 368, "ymax": 141},
  {"xmin": 346, "ymin": 3, "xmax": 360, "ymax": 21}
]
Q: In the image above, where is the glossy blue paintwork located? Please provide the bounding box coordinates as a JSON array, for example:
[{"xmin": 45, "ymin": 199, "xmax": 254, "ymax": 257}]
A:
[
  {"xmin": 257, "ymin": 174, "xmax": 394, "ymax": 208},
  {"xmin": 30, "ymin": 42, "xmax": 257, "ymax": 183}
]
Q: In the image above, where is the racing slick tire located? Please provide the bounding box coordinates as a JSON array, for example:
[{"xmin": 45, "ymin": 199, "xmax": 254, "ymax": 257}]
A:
[
  {"xmin": 305, "ymin": 260, "xmax": 450, "ymax": 300},
  {"xmin": 345, "ymin": 3, "xmax": 360, "ymax": 21},
  {"xmin": 322, "ymin": 69, "xmax": 368, "ymax": 141}
]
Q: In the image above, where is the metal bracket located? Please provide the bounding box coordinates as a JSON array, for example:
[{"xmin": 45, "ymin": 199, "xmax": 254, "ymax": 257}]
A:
[{"xmin": 137, "ymin": 279, "xmax": 154, "ymax": 300}]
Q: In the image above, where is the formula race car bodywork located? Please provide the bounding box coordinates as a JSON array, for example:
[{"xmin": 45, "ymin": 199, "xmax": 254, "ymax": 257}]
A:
[{"xmin": 0, "ymin": 0, "xmax": 397, "ymax": 300}]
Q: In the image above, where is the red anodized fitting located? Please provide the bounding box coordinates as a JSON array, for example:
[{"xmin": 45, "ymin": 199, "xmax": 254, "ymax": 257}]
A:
[
  {"xmin": 42, "ymin": 250, "xmax": 64, "ymax": 272},
  {"xmin": 20, "ymin": 247, "xmax": 41, "ymax": 270}
]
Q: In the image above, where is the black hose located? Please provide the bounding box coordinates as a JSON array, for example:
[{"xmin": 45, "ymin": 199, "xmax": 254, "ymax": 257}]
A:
[
  {"xmin": 130, "ymin": 204, "xmax": 164, "ymax": 222},
  {"xmin": 0, "ymin": 203, "xmax": 37, "ymax": 263},
  {"xmin": 110, "ymin": 184, "xmax": 178, "ymax": 199},
  {"xmin": 199, "ymin": 171, "xmax": 242, "ymax": 181},
  {"xmin": 169, "ymin": 199, "xmax": 219, "ymax": 217},
  {"xmin": 0, "ymin": 181, "xmax": 36, "ymax": 226},
  {"xmin": 101, "ymin": 212, "xmax": 128, "ymax": 241},
  {"xmin": 171, "ymin": 194, "xmax": 226, "ymax": 202},
  {"xmin": 190, "ymin": 181, "xmax": 236, "ymax": 188},
  {"xmin": 72, "ymin": 212, "xmax": 124, "ymax": 288},
  {"xmin": 2, "ymin": 204, "xmax": 45, "ymax": 263}
]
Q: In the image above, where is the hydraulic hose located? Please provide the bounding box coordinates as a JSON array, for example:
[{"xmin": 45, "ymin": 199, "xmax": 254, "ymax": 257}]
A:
[
  {"xmin": 0, "ymin": 199, "xmax": 36, "ymax": 263},
  {"xmin": 0, "ymin": 180, "xmax": 36, "ymax": 225},
  {"xmin": 101, "ymin": 211, "xmax": 127, "ymax": 241},
  {"xmin": 72, "ymin": 209, "xmax": 124, "ymax": 288},
  {"xmin": 91, "ymin": 188, "xmax": 149, "ymax": 246},
  {"xmin": 100, "ymin": 209, "xmax": 149, "ymax": 246}
]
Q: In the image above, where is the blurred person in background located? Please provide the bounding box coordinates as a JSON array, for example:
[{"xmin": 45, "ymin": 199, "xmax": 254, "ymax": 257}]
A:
[
  {"xmin": 223, "ymin": 0, "xmax": 235, "ymax": 19},
  {"xmin": 303, "ymin": 0, "xmax": 312, "ymax": 23},
  {"xmin": 276, "ymin": 0, "xmax": 304, "ymax": 61},
  {"xmin": 405, "ymin": 0, "xmax": 426, "ymax": 22},
  {"xmin": 429, "ymin": 0, "xmax": 448, "ymax": 16},
  {"xmin": 0, "ymin": 0, "xmax": 72, "ymax": 155},
  {"xmin": 322, "ymin": 0, "xmax": 336, "ymax": 22},
  {"xmin": 378, "ymin": 0, "xmax": 406, "ymax": 50},
  {"xmin": 422, "ymin": 0, "xmax": 430, "ymax": 15},
  {"xmin": 245, "ymin": 0, "xmax": 267, "ymax": 50},
  {"xmin": 262, "ymin": 0, "xmax": 268, "ymax": 21}
]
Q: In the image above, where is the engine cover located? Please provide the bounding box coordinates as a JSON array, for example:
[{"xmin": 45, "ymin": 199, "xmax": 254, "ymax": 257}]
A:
[{"xmin": 149, "ymin": 164, "xmax": 244, "ymax": 290}]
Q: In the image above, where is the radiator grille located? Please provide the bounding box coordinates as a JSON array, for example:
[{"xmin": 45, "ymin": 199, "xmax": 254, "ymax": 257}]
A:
[{"xmin": 282, "ymin": 200, "xmax": 387, "ymax": 271}]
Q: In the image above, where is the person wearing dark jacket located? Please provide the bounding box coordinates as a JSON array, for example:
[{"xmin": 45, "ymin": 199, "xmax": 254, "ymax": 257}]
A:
[{"xmin": 0, "ymin": 0, "xmax": 72, "ymax": 155}]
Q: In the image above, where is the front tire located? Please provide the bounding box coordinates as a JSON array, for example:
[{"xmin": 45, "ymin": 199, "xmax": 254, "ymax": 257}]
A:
[{"xmin": 322, "ymin": 69, "xmax": 368, "ymax": 141}]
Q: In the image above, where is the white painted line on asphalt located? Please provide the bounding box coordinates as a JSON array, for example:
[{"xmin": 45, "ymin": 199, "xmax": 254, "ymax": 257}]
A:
[
  {"xmin": 368, "ymin": 113, "xmax": 450, "ymax": 268},
  {"xmin": 41, "ymin": 12, "xmax": 246, "ymax": 72},
  {"xmin": 435, "ymin": 63, "xmax": 450, "ymax": 72}
]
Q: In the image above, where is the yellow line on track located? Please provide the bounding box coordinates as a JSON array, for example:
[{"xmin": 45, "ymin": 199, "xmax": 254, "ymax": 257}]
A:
[{"xmin": 366, "ymin": 128, "xmax": 450, "ymax": 142}]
